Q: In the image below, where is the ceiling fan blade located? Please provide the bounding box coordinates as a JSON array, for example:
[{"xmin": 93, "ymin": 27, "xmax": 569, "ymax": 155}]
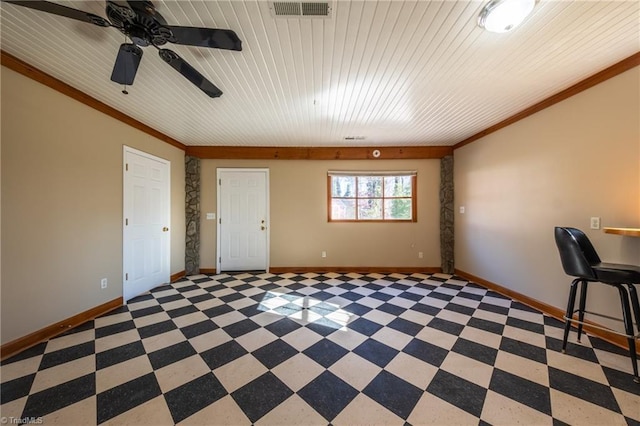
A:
[
  {"xmin": 2, "ymin": 0, "xmax": 110, "ymax": 27},
  {"xmin": 158, "ymin": 49, "xmax": 223, "ymax": 98},
  {"xmin": 110, "ymin": 44, "xmax": 143, "ymax": 85},
  {"xmin": 167, "ymin": 26, "xmax": 242, "ymax": 51}
]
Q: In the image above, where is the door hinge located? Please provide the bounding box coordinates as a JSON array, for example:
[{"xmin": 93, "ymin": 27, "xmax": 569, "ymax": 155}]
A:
[
  {"xmin": 219, "ymin": 218, "xmax": 222, "ymax": 224},
  {"xmin": 126, "ymin": 218, "xmax": 128, "ymax": 226},
  {"xmin": 219, "ymin": 257, "xmax": 221, "ymax": 263},
  {"xmin": 126, "ymin": 163, "xmax": 128, "ymax": 171},
  {"xmin": 125, "ymin": 273, "xmax": 128, "ymax": 281},
  {"xmin": 219, "ymin": 178, "xmax": 221, "ymax": 185}
]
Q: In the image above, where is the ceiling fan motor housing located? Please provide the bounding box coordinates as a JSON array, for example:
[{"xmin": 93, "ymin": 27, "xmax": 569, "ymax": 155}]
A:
[{"xmin": 106, "ymin": 1, "xmax": 172, "ymax": 47}]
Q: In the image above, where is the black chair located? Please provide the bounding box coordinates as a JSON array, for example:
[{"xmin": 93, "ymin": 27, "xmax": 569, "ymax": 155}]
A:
[{"xmin": 554, "ymin": 226, "xmax": 640, "ymax": 383}]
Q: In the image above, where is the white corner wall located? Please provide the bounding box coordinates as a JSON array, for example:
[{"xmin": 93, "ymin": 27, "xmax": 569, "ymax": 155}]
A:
[{"xmin": 454, "ymin": 67, "xmax": 640, "ymax": 332}]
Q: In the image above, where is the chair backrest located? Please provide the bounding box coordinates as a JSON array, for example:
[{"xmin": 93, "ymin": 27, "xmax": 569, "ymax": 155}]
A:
[{"xmin": 554, "ymin": 227, "xmax": 601, "ymax": 279}]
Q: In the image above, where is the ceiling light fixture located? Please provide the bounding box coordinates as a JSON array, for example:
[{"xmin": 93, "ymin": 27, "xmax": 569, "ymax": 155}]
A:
[{"xmin": 478, "ymin": 0, "xmax": 536, "ymax": 33}]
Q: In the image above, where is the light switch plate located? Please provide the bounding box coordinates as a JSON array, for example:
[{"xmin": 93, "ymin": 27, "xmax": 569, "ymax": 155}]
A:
[
  {"xmin": 206, "ymin": 213, "xmax": 216, "ymax": 220},
  {"xmin": 459, "ymin": 206, "xmax": 465, "ymax": 214}
]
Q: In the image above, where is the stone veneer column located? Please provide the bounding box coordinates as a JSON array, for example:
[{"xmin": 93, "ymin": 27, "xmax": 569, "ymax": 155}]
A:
[
  {"xmin": 185, "ymin": 155, "xmax": 200, "ymax": 276},
  {"xmin": 440, "ymin": 155, "xmax": 454, "ymax": 274}
]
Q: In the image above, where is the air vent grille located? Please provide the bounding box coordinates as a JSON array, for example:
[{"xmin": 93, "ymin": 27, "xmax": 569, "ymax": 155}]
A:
[{"xmin": 271, "ymin": 2, "xmax": 332, "ymax": 18}]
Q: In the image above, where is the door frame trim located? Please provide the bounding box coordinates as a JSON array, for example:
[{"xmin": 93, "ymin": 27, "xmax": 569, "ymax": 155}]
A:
[
  {"xmin": 216, "ymin": 168, "xmax": 270, "ymax": 274},
  {"xmin": 123, "ymin": 145, "xmax": 171, "ymax": 301}
]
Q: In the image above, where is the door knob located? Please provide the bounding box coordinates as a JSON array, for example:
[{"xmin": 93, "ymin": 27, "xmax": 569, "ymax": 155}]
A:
[
  {"xmin": 261, "ymin": 226, "xmax": 266, "ymax": 231},
  {"xmin": 163, "ymin": 227, "xmax": 169, "ymax": 232}
]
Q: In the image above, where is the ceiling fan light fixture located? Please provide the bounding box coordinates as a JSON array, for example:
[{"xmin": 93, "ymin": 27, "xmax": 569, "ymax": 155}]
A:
[{"xmin": 478, "ymin": 0, "xmax": 536, "ymax": 33}]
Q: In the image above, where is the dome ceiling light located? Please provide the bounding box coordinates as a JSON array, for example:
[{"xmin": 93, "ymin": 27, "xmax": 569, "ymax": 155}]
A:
[{"xmin": 478, "ymin": 0, "xmax": 536, "ymax": 33}]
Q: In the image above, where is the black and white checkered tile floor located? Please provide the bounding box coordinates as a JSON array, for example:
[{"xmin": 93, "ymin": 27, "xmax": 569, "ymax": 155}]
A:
[{"xmin": 1, "ymin": 272, "xmax": 639, "ymax": 425}]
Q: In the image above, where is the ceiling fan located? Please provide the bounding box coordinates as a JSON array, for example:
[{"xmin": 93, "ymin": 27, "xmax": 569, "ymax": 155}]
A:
[{"xmin": 2, "ymin": 0, "xmax": 242, "ymax": 97}]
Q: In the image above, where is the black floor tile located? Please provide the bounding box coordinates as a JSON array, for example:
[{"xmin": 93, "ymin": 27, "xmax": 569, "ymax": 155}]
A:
[
  {"xmin": 156, "ymin": 294, "xmax": 185, "ymax": 304},
  {"xmin": 137, "ymin": 320, "xmax": 178, "ymax": 339},
  {"xmin": 0, "ymin": 373, "xmax": 35, "ymax": 405},
  {"xmin": 231, "ymin": 372, "xmax": 294, "ymax": 423},
  {"xmin": 347, "ymin": 318, "xmax": 384, "ymax": 336},
  {"xmin": 387, "ymin": 318, "xmax": 423, "ymax": 336},
  {"xmin": 96, "ymin": 341, "xmax": 146, "ymax": 370},
  {"xmin": 302, "ymin": 339, "xmax": 349, "ymax": 368},
  {"xmin": 363, "ymin": 370, "xmax": 423, "ymax": 419},
  {"xmin": 220, "ymin": 292, "xmax": 246, "ymax": 303},
  {"xmin": 95, "ymin": 320, "xmax": 136, "ymax": 339},
  {"xmin": 297, "ymin": 371, "xmax": 359, "ymax": 421},
  {"xmin": 397, "ymin": 291, "xmax": 423, "ymax": 302},
  {"xmin": 39, "ymin": 342, "xmax": 95, "ymax": 370},
  {"xmin": 306, "ymin": 319, "xmax": 340, "ymax": 337},
  {"xmin": 164, "ymin": 373, "xmax": 228, "ymax": 423},
  {"xmin": 443, "ymin": 302, "xmax": 475, "ymax": 316},
  {"xmin": 202, "ymin": 304, "xmax": 234, "ymax": 318},
  {"xmin": 427, "ymin": 318, "xmax": 465, "ymax": 336},
  {"xmin": 426, "ymin": 370, "xmax": 486, "ymax": 418},
  {"xmin": 468, "ymin": 317, "xmax": 504, "ymax": 335},
  {"xmin": 24, "ymin": 373, "xmax": 96, "ymax": 419},
  {"xmin": 166, "ymin": 304, "xmax": 199, "ymax": 318},
  {"xmin": 200, "ymin": 341, "xmax": 248, "ymax": 370},
  {"xmin": 428, "ymin": 291, "xmax": 454, "ymax": 302},
  {"xmin": 506, "ymin": 317, "xmax": 545, "ymax": 334},
  {"xmin": 180, "ymin": 319, "xmax": 219, "ymax": 339},
  {"xmin": 1, "ymin": 343, "xmax": 47, "ymax": 366},
  {"xmin": 477, "ymin": 302, "xmax": 509, "ymax": 316},
  {"xmin": 490, "ymin": 369, "xmax": 551, "ymax": 415},
  {"xmin": 402, "ymin": 338, "xmax": 448, "ymax": 367},
  {"xmin": 601, "ymin": 366, "xmax": 640, "ymax": 395},
  {"xmin": 451, "ymin": 338, "xmax": 498, "ymax": 366},
  {"xmin": 377, "ymin": 303, "xmax": 407, "ymax": 316},
  {"xmin": 252, "ymin": 339, "xmax": 298, "ymax": 369},
  {"xmin": 342, "ymin": 302, "xmax": 372, "ymax": 316},
  {"xmin": 353, "ymin": 339, "xmax": 399, "ymax": 367},
  {"xmin": 548, "ymin": 367, "xmax": 620, "ymax": 413},
  {"xmin": 410, "ymin": 303, "xmax": 441, "ymax": 316},
  {"xmin": 130, "ymin": 305, "xmax": 164, "ymax": 318},
  {"xmin": 264, "ymin": 318, "xmax": 303, "ymax": 337},
  {"xmin": 188, "ymin": 293, "xmax": 215, "ymax": 304},
  {"xmin": 148, "ymin": 341, "xmax": 197, "ymax": 370},
  {"xmin": 499, "ymin": 336, "xmax": 547, "ymax": 364},
  {"xmin": 545, "ymin": 337, "xmax": 599, "ymax": 363},
  {"xmin": 223, "ymin": 319, "xmax": 260, "ymax": 338},
  {"xmin": 370, "ymin": 292, "xmax": 394, "ymax": 302}
]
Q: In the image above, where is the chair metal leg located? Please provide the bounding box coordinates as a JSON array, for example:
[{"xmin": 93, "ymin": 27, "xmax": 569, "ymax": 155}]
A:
[
  {"xmin": 577, "ymin": 280, "xmax": 588, "ymax": 342},
  {"xmin": 563, "ymin": 279, "xmax": 580, "ymax": 353},
  {"xmin": 626, "ymin": 284, "xmax": 640, "ymax": 335},
  {"xmin": 617, "ymin": 285, "xmax": 639, "ymax": 383}
]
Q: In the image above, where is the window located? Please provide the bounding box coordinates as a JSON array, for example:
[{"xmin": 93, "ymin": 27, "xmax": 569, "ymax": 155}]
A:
[{"xmin": 328, "ymin": 171, "xmax": 417, "ymax": 222}]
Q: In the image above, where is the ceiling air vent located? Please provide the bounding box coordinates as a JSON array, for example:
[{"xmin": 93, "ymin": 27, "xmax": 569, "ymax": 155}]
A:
[{"xmin": 271, "ymin": 2, "xmax": 332, "ymax": 18}]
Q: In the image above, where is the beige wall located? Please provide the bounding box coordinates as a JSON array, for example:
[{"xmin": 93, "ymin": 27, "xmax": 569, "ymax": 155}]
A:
[
  {"xmin": 200, "ymin": 159, "xmax": 441, "ymax": 269},
  {"xmin": 1, "ymin": 67, "xmax": 186, "ymax": 344},
  {"xmin": 454, "ymin": 67, "xmax": 640, "ymax": 332}
]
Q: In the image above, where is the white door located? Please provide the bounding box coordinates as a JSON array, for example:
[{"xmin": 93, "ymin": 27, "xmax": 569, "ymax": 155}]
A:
[
  {"xmin": 217, "ymin": 169, "xmax": 269, "ymax": 272},
  {"xmin": 123, "ymin": 147, "xmax": 170, "ymax": 301}
]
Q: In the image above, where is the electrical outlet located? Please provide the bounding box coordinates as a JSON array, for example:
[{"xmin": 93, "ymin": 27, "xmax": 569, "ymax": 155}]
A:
[
  {"xmin": 459, "ymin": 206, "xmax": 465, "ymax": 214},
  {"xmin": 321, "ymin": 251, "xmax": 327, "ymax": 258},
  {"xmin": 418, "ymin": 252, "xmax": 424, "ymax": 259},
  {"xmin": 206, "ymin": 213, "xmax": 216, "ymax": 220},
  {"xmin": 100, "ymin": 278, "xmax": 108, "ymax": 289},
  {"xmin": 590, "ymin": 217, "xmax": 601, "ymax": 230}
]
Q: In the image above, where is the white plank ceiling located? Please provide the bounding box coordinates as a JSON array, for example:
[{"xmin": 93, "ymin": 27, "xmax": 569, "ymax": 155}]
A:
[{"xmin": 1, "ymin": 0, "xmax": 638, "ymax": 147}]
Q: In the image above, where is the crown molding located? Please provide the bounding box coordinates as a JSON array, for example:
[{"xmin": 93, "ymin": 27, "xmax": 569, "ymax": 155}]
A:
[{"xmin": 185, "ymin": 145, "xmax": 453, "ymax": 160}]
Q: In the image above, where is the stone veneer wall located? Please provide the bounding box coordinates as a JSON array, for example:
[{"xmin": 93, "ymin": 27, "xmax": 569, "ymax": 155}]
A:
[
  {"xmin": 440, "ymin": 155, "xmax": 454, "ymax": 274},
  {"xmin": 185, "ymin": 156, "xmax": 201, "ymax": 275}
]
